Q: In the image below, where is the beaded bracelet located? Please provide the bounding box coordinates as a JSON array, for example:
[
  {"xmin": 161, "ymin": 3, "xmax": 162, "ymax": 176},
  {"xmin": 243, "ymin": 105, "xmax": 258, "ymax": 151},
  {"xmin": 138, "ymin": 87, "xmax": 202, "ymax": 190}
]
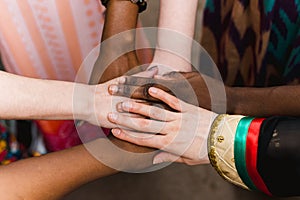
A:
[{"xmin": 101, "ymin": 0, "xmax": 147, "ymax": 13}]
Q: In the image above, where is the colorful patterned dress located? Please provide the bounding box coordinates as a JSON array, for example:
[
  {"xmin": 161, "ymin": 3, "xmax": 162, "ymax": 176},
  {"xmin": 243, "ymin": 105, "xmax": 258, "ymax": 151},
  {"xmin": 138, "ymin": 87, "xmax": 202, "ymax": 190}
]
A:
[{"xmin": 202, "ymin": 0, "xmax": 300, "ymax": 87}]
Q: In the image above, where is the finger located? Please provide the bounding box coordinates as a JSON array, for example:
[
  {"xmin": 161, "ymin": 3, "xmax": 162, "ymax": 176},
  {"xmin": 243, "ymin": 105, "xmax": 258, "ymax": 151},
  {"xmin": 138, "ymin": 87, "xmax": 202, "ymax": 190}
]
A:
[
  {"xmin": 117, "ymin": 100, "xmax": 175, "ymax": 113},
  {"xmin": 148, "ymin": 87, "xmax": 188, "ymax": 112},
  {"xmin": 116, "ymin": 106, "xmax": 145, "ymax": 118},
  {"xmin": 124, "ymin": 75, "xmax": 173, "ymax": 87},
  {"xmin": 162, "ymin": 71, "xmax": 183, "ymax": 79},
  {"xmin": 109, "ymin": 84, "xmax": 160, "ymax": 103},
  {"xmin": 131, "ymin": 66, "xmax": 158, "ymax": 77},
  {"xmin": 108, "ymin": 112, "xmax": 168, "ymax": 134},
  {"xmin": 109, "ymin": 84, "xmax": 173, "ymax": 103},
  {"xmin": 153, "ymin": 75, "xmax": 174, "ymax": 81},
  {"xmin": 111, "ymin": 128, "xmax": 165, "ymax": 149},
  {"xmin": 105, "ymin": 76, "xmax": 126, "ymax": 86},
  {"xmin": 124, "ymin": 76, "xmax": 156, "ymax": 86},
  {"xmin": 120, "ymin": 101, "xmax": 178, "ymax": 121}
]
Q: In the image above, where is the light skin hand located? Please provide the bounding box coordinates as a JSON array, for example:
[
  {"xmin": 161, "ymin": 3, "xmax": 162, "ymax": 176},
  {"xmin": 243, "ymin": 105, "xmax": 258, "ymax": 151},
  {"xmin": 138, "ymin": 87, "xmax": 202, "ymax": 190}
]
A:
[
  {"xmin": 80, "ymin": 69, "xmax": 159, "ymax": 128},
  {"xmin": 107, "ymin": 87, "xmax": 217, "ymax": 165}
]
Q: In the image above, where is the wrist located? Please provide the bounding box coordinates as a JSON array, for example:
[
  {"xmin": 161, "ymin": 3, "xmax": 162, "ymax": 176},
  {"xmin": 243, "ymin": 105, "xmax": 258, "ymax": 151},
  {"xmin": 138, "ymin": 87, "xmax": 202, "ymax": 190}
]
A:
[
  {"xmin": 101, "ymin": 0, "xmax": 147, "ymax": 13},
  {"xmin": 151, "ymin": 50, "xmax": 192, "ymax": 74},
  {"xmin": 73, "ymin": 84, "xmax": 94, "ymax": 122},
  {"xmin": 226, "ymin": 86, "xmax": 238, "ymax": 114}
]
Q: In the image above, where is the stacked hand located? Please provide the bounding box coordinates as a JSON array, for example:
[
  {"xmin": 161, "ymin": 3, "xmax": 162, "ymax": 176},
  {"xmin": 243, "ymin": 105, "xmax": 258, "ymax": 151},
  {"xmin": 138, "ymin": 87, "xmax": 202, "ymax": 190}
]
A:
[
  {"xmin": 108, "ymin": 71, "xmax": 224, "ymax": 111},
  {"xmin": 107, "ymin": 86, "xmax": 217, "ymax": 165}
]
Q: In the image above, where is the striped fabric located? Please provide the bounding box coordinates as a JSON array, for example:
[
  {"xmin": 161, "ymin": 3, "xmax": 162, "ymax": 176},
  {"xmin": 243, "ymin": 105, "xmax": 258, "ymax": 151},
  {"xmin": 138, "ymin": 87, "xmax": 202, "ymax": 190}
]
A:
[{"xmin": 0, "ymin": 0, "xmax": 105, "ymax": 81}]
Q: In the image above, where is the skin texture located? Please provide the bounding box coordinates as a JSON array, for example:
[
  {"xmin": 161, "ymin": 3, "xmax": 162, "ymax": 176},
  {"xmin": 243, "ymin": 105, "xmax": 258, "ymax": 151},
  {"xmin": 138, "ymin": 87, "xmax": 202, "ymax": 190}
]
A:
[
  {"xmin": 90, "ymin": 0, "xmax": 140, "ymax": 84},
  {"xmin": 0, "ymin": 70, "xmax": 159, "ymax": 127},
  {"xmin": 109, "ymin": 71, "xmax": 300, "ymax": 117},
  {"xmin": 150, "ymin": 0, "xmax": 199, "ymax": 74},
  {"xmin": 109, "ymin": 71, "xmax": 223, "ymax": 112},
  {"xmin": 0, "ymin": 136, "xmax": 155, "ymax": 200},
  {"xmin": 108, "ymin": 87, "xmax": 217, "ymax": 166}
]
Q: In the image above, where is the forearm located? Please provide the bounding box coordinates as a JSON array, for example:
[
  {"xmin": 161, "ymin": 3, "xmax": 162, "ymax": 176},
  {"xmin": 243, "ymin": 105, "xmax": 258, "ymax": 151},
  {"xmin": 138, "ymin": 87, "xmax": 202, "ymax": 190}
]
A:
[
  {"xmin": 227, "ymin": 85, "xmax": 300, "ymax": 116},
  {"xmin": 101, "ymin": 0, "xmax": 139, "ymax": 42},
  {"xmin": 153, "ymin": 0, "xmax": 198, "ymax": 73},
  {"xmin": 0, "ymin": 139, "xmax": 117, "ymax": 200},
  {"xmin": 0, "ymin": 71, "xmax": 91, "ymax": 120},
  {"xmin": 92, "ymin": 0, "xmax": 140, "ymax": 84}
]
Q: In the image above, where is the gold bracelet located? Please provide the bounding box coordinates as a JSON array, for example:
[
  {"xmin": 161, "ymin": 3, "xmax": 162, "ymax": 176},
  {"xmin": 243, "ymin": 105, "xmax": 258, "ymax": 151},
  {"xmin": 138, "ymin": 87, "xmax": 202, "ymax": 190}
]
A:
[{"xmin": 208, "ymin": 114, "xmax": 249, "ymax": 189}]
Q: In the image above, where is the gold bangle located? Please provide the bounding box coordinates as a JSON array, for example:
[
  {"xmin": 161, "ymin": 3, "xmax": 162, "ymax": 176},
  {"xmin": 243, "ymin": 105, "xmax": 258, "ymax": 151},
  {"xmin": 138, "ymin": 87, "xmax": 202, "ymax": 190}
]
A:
[{"xmin": 208, "ymin": 114, "xmax": 249, "ymax": 189}]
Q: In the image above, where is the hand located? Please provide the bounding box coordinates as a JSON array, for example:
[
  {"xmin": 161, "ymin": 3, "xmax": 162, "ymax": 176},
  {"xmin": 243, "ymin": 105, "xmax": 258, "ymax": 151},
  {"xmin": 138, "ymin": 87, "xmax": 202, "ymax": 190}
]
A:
[
  {"xmin": 109, "ymin": 71, "xmax": 219, "ymax": 110},
  {"xmin": 107, "ymin": 87, "xmax": 217, "ymax": 165},
  {"xmin": 76, "ymin": 69, "xmax": 158, "ymax": 127}
]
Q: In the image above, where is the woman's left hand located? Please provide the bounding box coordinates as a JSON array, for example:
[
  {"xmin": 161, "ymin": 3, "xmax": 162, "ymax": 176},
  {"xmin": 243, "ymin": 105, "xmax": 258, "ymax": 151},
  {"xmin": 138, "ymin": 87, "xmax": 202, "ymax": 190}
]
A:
[{"xmin": 108, "ymin": 87, "xmax": 218, "ymax": 165}]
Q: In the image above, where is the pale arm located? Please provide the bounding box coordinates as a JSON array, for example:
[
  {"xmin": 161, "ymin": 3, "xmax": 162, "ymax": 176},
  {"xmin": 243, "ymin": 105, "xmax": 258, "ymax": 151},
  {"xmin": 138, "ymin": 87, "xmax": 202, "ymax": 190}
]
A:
[
  {"xmin": 0, "ymin": 70, "xmax": 131, "ymax": 127},
  {"xmin": 0, "ymin": 70, "xmax": 90, "ymax": 120},
  {"xmin": 151, "ymin": 0, "xmax": 199, "ymax": 74}
]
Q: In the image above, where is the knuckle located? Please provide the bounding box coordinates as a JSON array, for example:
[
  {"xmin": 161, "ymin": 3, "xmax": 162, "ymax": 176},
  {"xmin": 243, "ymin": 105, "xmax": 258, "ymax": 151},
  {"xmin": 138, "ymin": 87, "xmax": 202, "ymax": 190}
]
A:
[{"xmin": 139, "ymin": 120, "xmax": 150, "ymax": 129}]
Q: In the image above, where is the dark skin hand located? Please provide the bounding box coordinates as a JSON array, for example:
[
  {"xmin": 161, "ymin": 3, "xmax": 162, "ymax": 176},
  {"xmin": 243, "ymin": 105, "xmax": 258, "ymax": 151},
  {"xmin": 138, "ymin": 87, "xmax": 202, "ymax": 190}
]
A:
[
  {"xmin": 109, "ymin": 71, "xmax": 214, "ymax": 110},
  {"xmin": 109, "ymin": 71, "xmax": 300, "ymax": 117}
]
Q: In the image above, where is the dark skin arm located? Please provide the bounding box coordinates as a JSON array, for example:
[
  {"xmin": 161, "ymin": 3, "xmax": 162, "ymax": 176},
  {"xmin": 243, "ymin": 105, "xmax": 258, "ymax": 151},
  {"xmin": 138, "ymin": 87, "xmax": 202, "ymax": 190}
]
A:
[
  {"xmin": 109, "ymin": 71, "xmax": 300, "ymax": 117},
  {"xmin": 0, "ymin": 136, "xmax": 155, "ymax": 200},
  {"xmin": 90, "ymin": 0, "xmax": 141, "ymax": 84}
]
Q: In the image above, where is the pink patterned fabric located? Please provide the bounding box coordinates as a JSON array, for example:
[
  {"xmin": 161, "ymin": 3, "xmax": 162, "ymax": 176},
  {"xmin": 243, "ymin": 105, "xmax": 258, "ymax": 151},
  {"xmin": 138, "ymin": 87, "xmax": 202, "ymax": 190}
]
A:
[{"xmin": 0, "ymin": 0, "xmax": 151, "ymax": 152}]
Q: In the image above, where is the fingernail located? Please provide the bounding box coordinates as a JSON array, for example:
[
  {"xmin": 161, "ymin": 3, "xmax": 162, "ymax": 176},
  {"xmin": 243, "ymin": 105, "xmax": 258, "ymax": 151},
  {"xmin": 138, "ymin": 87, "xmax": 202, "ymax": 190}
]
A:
[
  {"xmin": 153, "ymin": 157, "xmax": 163, "ymax": 165},
  {"xmin": 122, "ymin": 101, "xmax": 132, "ymax": 109},
  {"xmin": 148, "ymin": 66, "xmax": 158, "ymax": 71},
  {"xmin": 116, "ymin": 103, "xmax": 123, "ymax": 112},
  {"xmin": 108, "ymin": 113, "xmax": 118, "ymax": 121},
  {"xmin": 112, "ymin": 129, "xmax": 121, "ymax": 135},
  {"xmin": 149, "ymin": 87, "xmax": 158, "ymax": 94},
  {"xmin": 109, "ymin": 85, "xmax": 118, "ymax": 94},
  {"xmin": 119, "ymin": 77, "xmax": 126, "ymax": 84}
]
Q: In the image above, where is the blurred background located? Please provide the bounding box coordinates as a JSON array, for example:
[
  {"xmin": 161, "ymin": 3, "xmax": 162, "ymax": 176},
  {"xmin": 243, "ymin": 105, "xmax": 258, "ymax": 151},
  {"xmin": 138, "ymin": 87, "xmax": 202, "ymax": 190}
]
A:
[{"xmin": 61, "ymin": 1, "xmax": 300, "ymax": 200}]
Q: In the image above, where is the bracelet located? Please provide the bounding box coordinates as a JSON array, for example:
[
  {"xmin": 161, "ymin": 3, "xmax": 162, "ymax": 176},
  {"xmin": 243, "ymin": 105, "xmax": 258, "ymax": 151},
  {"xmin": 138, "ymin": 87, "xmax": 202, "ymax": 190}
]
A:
[
  {"xmin": 101, "ymin": 0, "xmax": 147, "ymax": 13},
  {"xmin": 234, "ymin": 117, "xmax": 257, "ymax": 190},
  {"xmin": 208, "ymin": 114, "xmax": 249, "ymax": 189}
]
